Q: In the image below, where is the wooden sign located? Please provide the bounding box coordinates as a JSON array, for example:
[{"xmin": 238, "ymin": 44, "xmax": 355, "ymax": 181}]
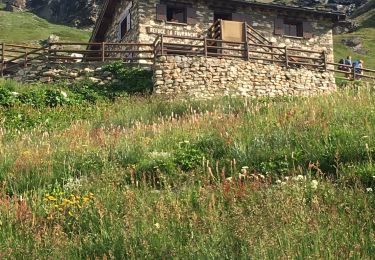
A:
[{"xmin": 146, "ymin": 27, "xmax": 198, "ymax": 38}]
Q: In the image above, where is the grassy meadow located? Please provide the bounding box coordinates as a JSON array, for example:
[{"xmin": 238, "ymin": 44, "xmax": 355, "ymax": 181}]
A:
[
  {"xmin": 0, "ymin": 7, "xmax": 90, "ymax": 45},
  {"xmin": 0, "ymin": 77, "xmax": 374, "ymax": 258}
]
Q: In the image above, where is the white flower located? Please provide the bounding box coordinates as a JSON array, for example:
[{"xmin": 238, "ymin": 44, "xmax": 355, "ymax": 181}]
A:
[
  {"xmin": 154, "ymin": 223, "xmax": 161, "ymax": 229},
  {"xmin": 276, "ymin": 180, "xmax": 282, "ymax": 184},
  {"xmin": 284, "ymin": 176, "xmax": 290, "ymax": 181},
  {"xmin": 311, "ymin": 180, "xmax": 319, "ymax": 190},
  {"xmin": 61, "ymin": 91, "xmax": 68, "ymax": 98},
  {"xmin": 297, "ymin": 175, "xmax": 305, "ymax": 181},
  {"xmin": 366, "ymin": 188, "xmax": 373, "ymax": 193},
  {"xmin": 292, "ymin": 175, "xmax": 305, "ymax": 181},
  {"xmin": 241, "ymin": 166, "xmax": 249, "ymax": 174}
]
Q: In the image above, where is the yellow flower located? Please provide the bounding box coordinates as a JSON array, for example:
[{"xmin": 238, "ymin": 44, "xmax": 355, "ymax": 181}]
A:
[{"xmin": 47, "ymin": 195, "xmax": 57, "ymax": 201}]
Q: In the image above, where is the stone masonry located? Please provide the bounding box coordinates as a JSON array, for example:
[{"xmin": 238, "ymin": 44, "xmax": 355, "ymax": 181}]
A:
[
  {"xmin": 104, "ymin": 0, "xmax": 336, "ymax": 63},
  {"xmin": 154, "ymin": 55, "xmax": 336, "ymax": 98}
]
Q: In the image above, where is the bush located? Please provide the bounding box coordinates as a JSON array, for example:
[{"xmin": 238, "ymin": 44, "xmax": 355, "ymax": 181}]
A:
[
  {"xmin": 174, "ymin": 141, "xmax": 204, "ymax": 171},
  {"xmin": 136, "ymin": 155, "xmax": 177, "ymax": 187},
  {"xmin": 103, "ymin": 62, "xmax": 153, "ymax": 94},
  {"xmin": 0, "ymin": 87, "xmax": 17, "ymax": 107}
]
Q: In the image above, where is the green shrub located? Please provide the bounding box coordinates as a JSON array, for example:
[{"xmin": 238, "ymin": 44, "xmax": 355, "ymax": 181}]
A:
[
  {"xmin": 174, "ymin": 141, "xmax": 204, "ymax": 171},
  {"xmin": 103, "ymin": 62, "xmax": 153, "ymax": 94},
  {"xmin": 0, "ymin": 87, "xmax": 17, "ymax": 107},
  {"xmin": 136, "ymin": 155, "xmax": 177, "ymax": 187}
]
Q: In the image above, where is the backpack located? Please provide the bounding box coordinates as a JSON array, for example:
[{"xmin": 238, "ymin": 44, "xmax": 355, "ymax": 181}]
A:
[{"xmin": 338, "ymin": 58, "xmax": 345, "ymax": 70}]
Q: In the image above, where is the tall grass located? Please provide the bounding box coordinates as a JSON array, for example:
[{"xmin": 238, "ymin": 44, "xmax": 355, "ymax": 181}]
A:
[{"xmin": 0, "ymin": 82, "xmax": 374, "ymax": 258}]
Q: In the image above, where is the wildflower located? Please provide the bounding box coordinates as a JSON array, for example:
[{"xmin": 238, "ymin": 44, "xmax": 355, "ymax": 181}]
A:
[
  {"xmin": 311, "ymin": 180, "xmax": 319, "ymax": 190},
  {"xmin": 47, "ymin": 195, "xmax": 57, "ymax": 201},
  {"xmin": 366, "ymin": 188, "xmax": 373, "ymax": 193},
  {"xmin": 61, "ymin": 91, "xmax": 68, "ymax": 98},
  {"xmin": 293, "ymin": 175, "xmax": 305, "ymax": 181},
  {"xmin": 154, "ymin": 223, "xmax": 161, "ymax": 229},
  {"xmin": 284, "ymin": 176, "xmax": 290, "ymax": 181},
  {"xmin": 83, "ymin": 197, "xmax": 90, "ymax": 203},
  {"xmin": 276, "ymin": 180, "xmax": 282, "ymax": 184}
]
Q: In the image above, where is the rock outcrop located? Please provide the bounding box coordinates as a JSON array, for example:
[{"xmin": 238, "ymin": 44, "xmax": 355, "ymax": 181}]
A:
[{"xmin": 4, "ymin": 0, "xmax": 104, "ymax": 28}]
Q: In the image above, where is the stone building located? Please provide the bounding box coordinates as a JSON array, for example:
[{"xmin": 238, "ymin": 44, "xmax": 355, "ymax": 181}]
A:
[{"xmin": 89, "ymin": 0, "xmax": 346, "ymax": 98}]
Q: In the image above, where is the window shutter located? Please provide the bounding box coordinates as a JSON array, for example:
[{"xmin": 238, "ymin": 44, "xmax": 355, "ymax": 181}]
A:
[
  {"xmin": 186, "ymin": 7, "xmax": 197, "ymax": 25},
  {"xmin": 303, "ymin": 21, "xmax": 313, "ymax": 39},
  {"xmin": 156, "ymin": 4, "xmax": 167, "ymax": 21},
  {"xmin": 274, "ymin": 17, "xmax": 284, "ymax": 35},
  {"xmin": 127, "ymin": 15, "xmax": 132, "ymax": 31},
  {"xmin": 232, "ymin": 13, "xmax": 251, "ymax": 24}
]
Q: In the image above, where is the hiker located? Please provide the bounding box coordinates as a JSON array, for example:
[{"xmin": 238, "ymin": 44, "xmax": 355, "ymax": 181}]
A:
[
  {"xmin": 353, "ymin": 60, "xmax": 364, "ymax": 80},
  {"xmin": 338, "ymin": 56, "xmax": 352, "ymax": 79}
]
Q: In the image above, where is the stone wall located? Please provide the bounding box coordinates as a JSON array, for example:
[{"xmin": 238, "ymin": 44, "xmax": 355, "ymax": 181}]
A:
[
  {"xmin": 105, "ymin": 0, "xmax": 139, "ymax": 43},
  {"xmin": 10, "ymin": 62, "xmax": 151, "ymax": 85},
  {"xmin": 153, "ymin": 55, "xmax": 336, "ymax": 98}
]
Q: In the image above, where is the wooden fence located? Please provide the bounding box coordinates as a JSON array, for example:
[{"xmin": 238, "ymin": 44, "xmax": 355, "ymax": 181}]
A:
[
  {"xmin": 1, "ymin": 34, "xmax": 375, "ymax": 81},
  {"xmin": 155, "ymin": 34, "xmax": 326, "ymax": 70},
  {"xmin": 326, "ymin": 62, "xmax": 375, "ymax": 81}
]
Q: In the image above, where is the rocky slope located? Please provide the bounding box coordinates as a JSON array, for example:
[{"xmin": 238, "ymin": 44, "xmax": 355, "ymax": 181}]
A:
[{"xmin": 3, "ymin": 0, "xmax": 104, "ymax": 28}]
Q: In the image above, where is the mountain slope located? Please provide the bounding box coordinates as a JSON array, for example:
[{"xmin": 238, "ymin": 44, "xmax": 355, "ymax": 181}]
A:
[
  {"xmin": 333, "ymin": 0, "xmax": 375, "ymax": 68},
  {"xmin": 0, "ymin": 7, "xmax": 90, "ymax": 44}
]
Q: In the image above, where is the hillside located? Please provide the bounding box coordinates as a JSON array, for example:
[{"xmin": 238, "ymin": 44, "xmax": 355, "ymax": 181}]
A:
[
  {"xmin": 333, "ymin": 0, "xmax": 375, "ymax": 67},
  {"xmin": 0, "ymin": 6, "xmax": 90, "ymax": 44}
]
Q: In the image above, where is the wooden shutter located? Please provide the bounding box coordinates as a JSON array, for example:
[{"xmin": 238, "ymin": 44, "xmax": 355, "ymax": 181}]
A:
[
  {"xmin": 156, "ymin": 4, "xmax": 167, "ymax": 21},
  {"xmin": 127, "ymin": 14, "xmax": 132, "ymax": 32},
  {"xmin": 186, "ymin": 7, "xmax": 197, "ymax": 25},
  {"xmin": 303, "ymin": 21, "xmax": 313, "ymax": 39},
  {"xmin": 232, "ymin": 13, "xmax": 251, "ymax": 24},
  {"xmin": 274, "ymin": 17, "xmax": 284, "ymax": 35}
]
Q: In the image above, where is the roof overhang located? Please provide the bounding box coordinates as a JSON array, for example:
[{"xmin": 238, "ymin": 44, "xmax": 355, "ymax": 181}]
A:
[
  {"xmin": 90, "ymin": 0, "xmax": 116, "ymax": 43},
  {"xmin": 234, "ymin": 0, "xmax": 346, "ymax": 21}
]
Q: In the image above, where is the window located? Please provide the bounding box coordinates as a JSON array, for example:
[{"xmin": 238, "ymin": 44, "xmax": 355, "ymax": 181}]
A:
[
  {"xmin": 120, "ymin": 15, "xmax": 131, "ymax": 39},
  {"xmin": 167, "ymin": 6, "xmax": 186, "ymax": 23},
  {"xmin": 156, "ymin": 3, "xmax": 197, "ymax": 25},
  {"xmin": 274, "ymin": 17, "xmax": 313, "ymax": 39},
  {"xmin": 283, "ymin": 21, "xmax": 303, "ymax": 37},
  {"xmin": 118, "ymin": 2, "xmax": 132, "ymax": 40}
]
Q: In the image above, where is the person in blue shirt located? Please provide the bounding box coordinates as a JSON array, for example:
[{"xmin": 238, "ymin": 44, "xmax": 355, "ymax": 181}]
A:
[{"xmin": 353, "ymin": 60, "xmax": 364, "ymax": 80}]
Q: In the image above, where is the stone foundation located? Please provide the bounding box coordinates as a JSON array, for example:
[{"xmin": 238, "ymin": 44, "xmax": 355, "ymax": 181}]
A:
[{"xmin": 153, "ymin": 56, "xmax": 336, "ymax": 98}]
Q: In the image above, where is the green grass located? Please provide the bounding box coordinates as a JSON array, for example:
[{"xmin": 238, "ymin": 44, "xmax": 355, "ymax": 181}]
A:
[
  {"xmin": 0, "ymin": 79, "xmax": 374, "ymax": 258},
  {"xmin": 0, "ymin": 10, "xmax": 90, "ymax": 45}
]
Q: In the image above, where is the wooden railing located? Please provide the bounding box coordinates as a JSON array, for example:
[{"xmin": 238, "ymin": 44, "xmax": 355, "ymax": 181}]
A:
[
  {"xmin": 0, "ymin": 43, "xmax": 48, "ymax": 76},
  {"xmin": 1, "ymin": 34, "xmax": 374, "ymax": 82},
  {"xmin": 326, "ymin": 62, "xmax": 375, "ymax": 81},
  {"xmin": 155, "ymin": 34, "xmax": 326, "ymax": 70},
  {"xmin": 1, "ymin": 42, "xmax": 155, "ymax": 75}
]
